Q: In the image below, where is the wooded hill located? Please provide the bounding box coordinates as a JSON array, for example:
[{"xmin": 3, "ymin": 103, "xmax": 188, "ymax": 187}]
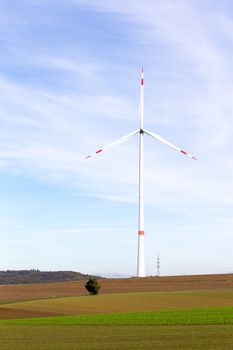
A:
[{"xmin": 0, "ymin": 270, "xmax": 101, "ymax": 285}]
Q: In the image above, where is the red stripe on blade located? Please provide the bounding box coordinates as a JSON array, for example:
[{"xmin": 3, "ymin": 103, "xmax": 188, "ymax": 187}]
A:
[
  {"xmin": 180, "ymin": 150, "xmax": 187, "ymax": 155},
  {"xmin": 141, "ymin": 78, "xmax": 144, "ymax": 85},
  {"xmin": 96, "ymin": 149, "xmax": 102, "ymax": 154},
  {"xmin": 85, "ymin": 155, "xmax": 91, "ymax": 159},
  {"xmin": 138, "ymin": 230, "xmax": 144, "ymax": 235}
]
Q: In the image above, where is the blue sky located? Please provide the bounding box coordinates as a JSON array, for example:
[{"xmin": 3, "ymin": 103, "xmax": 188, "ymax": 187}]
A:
[{"xmin": 0, "ymin": 0, "xmax": 233, "ymax": 277}]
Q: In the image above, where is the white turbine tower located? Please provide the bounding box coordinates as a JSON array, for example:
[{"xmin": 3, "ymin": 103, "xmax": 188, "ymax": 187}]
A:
[{"xmin": 85, "ymin": 68, "xmax": 197, "ymax": 277}]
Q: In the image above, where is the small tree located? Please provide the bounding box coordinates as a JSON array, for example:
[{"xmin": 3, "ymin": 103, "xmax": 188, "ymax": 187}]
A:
[{"xmin": 85, "ymin": 278, "xmax": 101, "ymax": 295}]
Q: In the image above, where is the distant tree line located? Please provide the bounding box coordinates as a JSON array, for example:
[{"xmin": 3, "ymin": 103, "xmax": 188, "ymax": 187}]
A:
[{"xmin": 0, "ymin": 270, "xmax": 102, "ymax": 285}]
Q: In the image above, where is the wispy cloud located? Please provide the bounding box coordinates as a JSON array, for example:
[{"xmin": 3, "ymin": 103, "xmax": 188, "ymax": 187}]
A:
[{"xmin": 1, "ymin": 0, "xmax": 232, "ymax": 207}]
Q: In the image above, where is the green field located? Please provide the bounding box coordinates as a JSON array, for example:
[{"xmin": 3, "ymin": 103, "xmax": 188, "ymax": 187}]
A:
[
  {"xmin": 0, "ymin": 324, "xmax": 233, "ymax": 350},
  {"xmin": 1, "ymin": 306, "xmax": 233, "ymax": 325},
  {"xmin": 0, "ymin": 290, "xmax": 233, "ymax": 349},
  {"xmin": 0, "ymin": 310, "xmax": 233, "ymax": 350}
]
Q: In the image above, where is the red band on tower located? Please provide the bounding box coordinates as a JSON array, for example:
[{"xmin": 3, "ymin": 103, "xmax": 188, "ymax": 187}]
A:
[{"xmin": 138, "ymin": 230, "xmax": 144, "ymax": 235}]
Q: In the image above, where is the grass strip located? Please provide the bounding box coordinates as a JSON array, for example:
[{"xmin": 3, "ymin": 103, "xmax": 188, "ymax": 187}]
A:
[{"xmin": 0, "ymin": 306, "xmax": 233, "ymax": 325}]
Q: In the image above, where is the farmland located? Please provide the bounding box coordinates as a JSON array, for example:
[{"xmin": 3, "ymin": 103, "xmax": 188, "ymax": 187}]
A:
[
  {"xmin": 0, "ymin": 309, "xmax": 233, "ymax": 349},
  {"xmin": 0, "ymin": 323, "xmax": 232, "ymax": 350},
  {"xmin": 0, "ymin": 274, "xmax": 233, "ymax": 349},
  {"xmin": 0, "ymin": 273, "xmax": 233, "ymax": 304},
  {"xmin": 1, "ymin": 290, "xmax": 233, "ymax": 319}
]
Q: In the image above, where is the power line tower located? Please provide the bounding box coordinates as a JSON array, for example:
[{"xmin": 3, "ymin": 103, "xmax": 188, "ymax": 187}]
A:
[{"xmin": 156, "ymin": 254, "xmax": 160, "ymax": 277}]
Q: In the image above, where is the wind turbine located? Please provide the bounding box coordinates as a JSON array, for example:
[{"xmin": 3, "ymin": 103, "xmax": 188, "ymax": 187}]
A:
[{"xmin": 85, "ymin": 68, "xmax": 197, "ymax": 277}]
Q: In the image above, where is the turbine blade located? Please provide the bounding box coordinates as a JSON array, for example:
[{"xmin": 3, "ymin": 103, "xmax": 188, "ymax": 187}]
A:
[
  {"xmin": 144, "ymin": 129, "xmax": 197, "ymax": 160},
  {"xmin": 84, "ymin": 129, "xmax": 139, "ymax": 159},
  {"xmin": 139, "ymin": 67, "xmax": 144, "ymax": 129}
]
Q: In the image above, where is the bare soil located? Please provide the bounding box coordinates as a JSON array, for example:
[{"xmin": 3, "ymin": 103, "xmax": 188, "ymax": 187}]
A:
[
  {"xmin": 0, "ymin": 307, "xmax": 59, "ymax": 319},
  {"xmin": 0, "ymin": 273, "xmax": 233, "ymax": 304}
]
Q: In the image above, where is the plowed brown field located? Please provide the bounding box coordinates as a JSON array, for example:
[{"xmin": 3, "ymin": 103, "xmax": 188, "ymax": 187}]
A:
[
  {"xmin": 0, "ymin": 273, "xmax": 233, "ymax": 304},
  {"xmin": 0, "ymin": 307, "xmax": 59, "ymax": 319}
]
